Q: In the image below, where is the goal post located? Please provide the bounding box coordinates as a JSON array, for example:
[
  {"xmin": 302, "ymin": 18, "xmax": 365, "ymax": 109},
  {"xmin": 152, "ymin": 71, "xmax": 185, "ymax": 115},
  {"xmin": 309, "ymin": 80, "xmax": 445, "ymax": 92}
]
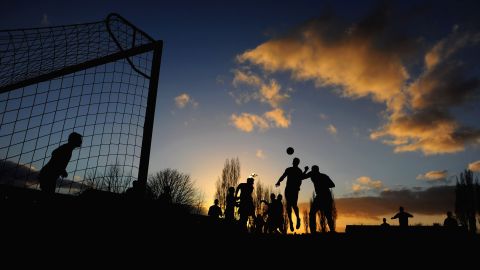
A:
[{"xmin": 0, "ymin": 13, "xmax": 162, "ymax": 194}]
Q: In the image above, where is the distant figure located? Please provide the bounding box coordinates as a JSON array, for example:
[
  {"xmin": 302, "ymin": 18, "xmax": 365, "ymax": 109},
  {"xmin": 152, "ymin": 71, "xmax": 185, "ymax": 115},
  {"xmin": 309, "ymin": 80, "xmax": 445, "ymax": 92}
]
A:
[
  {"xmin": 275, "ymin": 194, "xmax": 286, "ymax": 234},
  {"xmin": 235, "ymin": 177, "xmax": 255, "ymax": 231},
  {"xmin": 224, "ymin": 187, "xmax": 236, "ymax": 222},
  {"xmin": 303, "ymin": 165, "xmax": 336, "ymax": 233},
  {"xmin": 380, "ymin": 218, "xmax": 390, "ymax": 228},
  {"xmin": 276, "ymin": 157, "xmax": 307, "ymax": 232},
  {"xmin": 254, "ymin": 214, "xmax": 265, "ymax": 234},
  {"xmin": 391, "ymin": 206, "xmax": 413, "ymax": 227},
  {"xmin": 38, "ymin": 132, "xmax": 82, "ymax": 194},
  {"xmin": 208, "ymin": 199, "xmax": 223, "ymax": 219},
  {"xmin": 261, "ymin": 193, "xmax": 278, "ymax": 233},
  {"xmin": 443, "ymin": 211, "xmax": 458, "ymax": 228},
  {"xmin": 158, "ymin": 185, "xmax": 173, "ymax": 205},
  {"xmin": 125, "ymin": 180, "xmax": 143, "ymax": 200}
]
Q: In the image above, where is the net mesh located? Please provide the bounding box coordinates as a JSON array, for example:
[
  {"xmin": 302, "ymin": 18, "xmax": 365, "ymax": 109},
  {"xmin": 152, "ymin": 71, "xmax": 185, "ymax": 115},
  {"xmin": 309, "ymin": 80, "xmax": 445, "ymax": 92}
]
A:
[{"xmin": 0, "ymin": 14, "xmax": 158, "ymax": 194}]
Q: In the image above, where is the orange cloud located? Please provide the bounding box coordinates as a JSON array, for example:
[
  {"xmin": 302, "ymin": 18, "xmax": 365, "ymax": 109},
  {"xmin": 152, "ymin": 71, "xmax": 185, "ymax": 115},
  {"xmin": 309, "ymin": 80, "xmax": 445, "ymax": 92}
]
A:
[
  {"xmin": 416, "ymin": 170, "xmax": 448, "ymax": 182},
  {"xmin": 468, "ymin": 160, "xmax": 480, "ymax": 172},
  {"xmin": 237, "ymin": 7, "xmax": 480, "ymax": 154},
  {"xmin": 174, "ymin": 93, "xmax": 198, "ymax": 109},
  {"xmin": 232, "ymin": 69, "xmax": 289, "ymax": 108},
  {"xmin": 232, "ymin": 69, "xmax": 262, "ymax": 87},
  {"xmin": 352, "ymin": 176, "xmax": 383, "ymax": 194},
  {"xmin": 326, "ymin": 124, "xmax": 337, "ymax": 135},
  {"xmin": 230, "ymin": 108, "xmax": 290, "ymax": 132},
  {"xmin": 264, "ymin": 108, "xmax": 290, "ymax": 128},
  {"xmin": 230, "ymin": 113, "xmax": 269, "ymax": 132},
  {"xmin": 237, "ymin": 14, "xmax": 409, "ymax": 105},
  {"xmin": 256, "ymin": 149, "xmax": 266, "ymax": 159}
]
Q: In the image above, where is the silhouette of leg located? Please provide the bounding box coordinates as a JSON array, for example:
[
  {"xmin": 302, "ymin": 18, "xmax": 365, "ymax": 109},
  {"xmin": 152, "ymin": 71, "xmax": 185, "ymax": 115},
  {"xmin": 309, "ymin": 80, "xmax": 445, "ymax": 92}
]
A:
[
  {"xmin": 309, "ymin": 210, "xmax": 317, "ymax": 234},
  {"xmin": 326, "ymin": 210, "xmax": 335, "ymax": 232},
  {"xmin": 294, "ymin": 205, "xmax": 301, "ymax": 229},
  {"xmin": 309, "ymin": 200, "xmax": 319, "ymax": 234},
  {"xmin": 287, "ymin": 204, "xmax": 294, "ymax": 232}
]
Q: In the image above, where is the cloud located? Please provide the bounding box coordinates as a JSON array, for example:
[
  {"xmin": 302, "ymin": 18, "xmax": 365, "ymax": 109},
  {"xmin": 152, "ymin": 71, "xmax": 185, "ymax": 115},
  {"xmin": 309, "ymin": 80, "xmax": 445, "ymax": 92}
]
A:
[
  {"xmin": 230, "ymin": 108, "xmax": 290, "ymax": 132},
  {"xmin": 336, "ymin": 185, "xmax": 456, "ymax": 219},
  {"xmin": 264, "ymin": 108, "xmax": 290, "ymax": 128},
  {"xmin": 416, "ymin": 170, "xmax": 448, "ymax": 183},
  {"xmin": 326, "ymin": 124, "xmax": 337, "ymax": 135},
  {"xmin": 232, "ymin": 69, "xmax": 289, "ymax": 108},
  {"xmin": 0, "ymin": 160, "xmax": 89, "ymax": 192},
  {"xmin": 230, "ymin": 112, "xmax": 269, "ymax": 132},
  {"xmin": 319, "ymin": 113, "xmax": 328, "ymax": 120},
  {"xmin": 237, "ymin": 6, "xmax": 409, "ymax": 105},
  {"xmin": 229, "ymin": 69, "xmax": 291, "ymax": 132},
  {"xmin": 352, "ymin": 176, "xmax": 383, "ymax": 194},
  {"xmin": 237, "ymin": 5, "xmax": 480, "ymax": 154},
  {"xmin": 41, "ymin": 14, "xmax": 49, "ymax": 26},
  {"xmin": 232, "ymin": 69, "xmax": 262, "ymax": 87},
  {"xmin": 468, "ymin": 160, "xmax": 480, "ymax": 172},
  {"xmin": 174, "ymin": 93, "xmax": 198, "ymax": 109},
  {"xmin": 256, "ymin": 149, "xmax": 266, "ymax": 159},
  {"xmin": 371, "ymin": 30, "xmax": 480, "ymax": 155}
]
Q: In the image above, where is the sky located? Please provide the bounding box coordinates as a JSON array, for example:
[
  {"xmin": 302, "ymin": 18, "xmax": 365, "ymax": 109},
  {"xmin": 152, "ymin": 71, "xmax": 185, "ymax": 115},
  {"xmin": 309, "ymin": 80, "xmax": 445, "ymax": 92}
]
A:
[{"xmin": 2, "ymin": 0, "xmax": 480, "ymax": 229}]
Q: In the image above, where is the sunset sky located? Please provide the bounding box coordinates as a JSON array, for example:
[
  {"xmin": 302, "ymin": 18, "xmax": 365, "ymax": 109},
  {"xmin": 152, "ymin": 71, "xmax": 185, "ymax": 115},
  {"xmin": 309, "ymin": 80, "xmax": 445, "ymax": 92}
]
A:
[{"xmin": 2, "ymin": 0, "xmax": 480, "ymax": 230}]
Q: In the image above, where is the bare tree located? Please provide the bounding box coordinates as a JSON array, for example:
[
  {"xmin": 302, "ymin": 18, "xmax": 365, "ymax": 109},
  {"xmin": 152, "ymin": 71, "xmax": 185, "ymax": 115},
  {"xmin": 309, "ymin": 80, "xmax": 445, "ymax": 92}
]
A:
[
  {"xmin": 303, "ymin": 208, "xmax": 309, "ymax": 234},
  {"xmin": 82, "ymin": 164, "xmax": 131, "ymax": 193},
  {"xmin": 148, "ymin": 168, "xmax": 200, "ymax": 208},
  {"xmin": 254, "ymin": 179, "xmax": 265, "ymax": 215},
  {"xmin": 455, "ymin": 169, "xmax": 478, "ymax": 233},
  {"xmin": 104, "ymin": 164, "xmax": 132, "ymax": 193},
  {"xmin": 214, "ymin": 157, "xmax": 240, "ymax": 212},
  {"xmin": 191, "ymin": 190, "xmax": 206, "ymax": 215}
]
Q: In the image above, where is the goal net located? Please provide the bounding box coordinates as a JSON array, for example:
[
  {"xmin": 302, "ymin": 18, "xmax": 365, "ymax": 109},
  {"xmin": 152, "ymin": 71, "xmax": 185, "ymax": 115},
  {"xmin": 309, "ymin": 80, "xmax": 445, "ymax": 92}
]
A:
[{"xmin": 0, "ymin": 13, "xmax": 162, "ymax": 195}]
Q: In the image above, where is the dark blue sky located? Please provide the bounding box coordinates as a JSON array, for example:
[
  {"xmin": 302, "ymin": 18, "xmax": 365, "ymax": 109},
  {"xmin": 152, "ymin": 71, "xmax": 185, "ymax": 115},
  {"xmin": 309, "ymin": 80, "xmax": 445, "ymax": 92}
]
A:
[{"xmin": 2, "ymin": 0, "xmax": 480, "ymax": 216}]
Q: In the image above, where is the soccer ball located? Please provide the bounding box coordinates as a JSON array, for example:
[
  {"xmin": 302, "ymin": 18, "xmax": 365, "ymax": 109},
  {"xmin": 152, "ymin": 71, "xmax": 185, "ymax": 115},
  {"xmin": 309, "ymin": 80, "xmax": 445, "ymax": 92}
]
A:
[{"xmin": 286, "ymin": 147, "xmax": 294, "ymax": 155}]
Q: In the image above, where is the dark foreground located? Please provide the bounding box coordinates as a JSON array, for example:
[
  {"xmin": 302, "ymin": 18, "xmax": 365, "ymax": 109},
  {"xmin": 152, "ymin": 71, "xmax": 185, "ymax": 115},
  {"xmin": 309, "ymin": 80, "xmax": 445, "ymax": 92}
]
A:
[{"xmin": 1, "ymin": 185, "xmax": 478, "ymax": 265}]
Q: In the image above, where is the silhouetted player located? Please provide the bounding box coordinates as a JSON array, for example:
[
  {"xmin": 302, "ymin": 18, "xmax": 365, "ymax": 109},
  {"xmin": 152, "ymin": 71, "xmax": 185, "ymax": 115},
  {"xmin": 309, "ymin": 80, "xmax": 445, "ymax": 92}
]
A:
[
  {"xmin": 275, "ymin": 194, "xmax": 285, "ymax": 234},
  {"xmin": 276, "ymin": 157, "xmax": 306, "ymax": 232},
  {"xmin": 208, "ymin": 199, "xmax": 223, "ymax": 219},
  {"xmin": 303, "ymin": 165, "xmax": 336, "ymax": 233},
  {"xmin": 443, "ymin": 211, "xmax": 458, "ymax": 228},
  {"xmin": 38, "ymin": 132, "xmax": 82, "ymax": 194},
  {"xmin": 261, "ymin": 193, "xmax": 278, "ymax": 233},
  {"xmin": 225, "ymin": 187, "xmax": 236, "ymax": 222},
  {"xmin": 380, "ymin": 218, "xmax": 390, "ymax": 228},
  {"xmin": 391, "ymin": 206, "xmax": 413, "ymax": 227},
  {"xmin": 235, "ymin": 177, "xmax": 255, "ymax": 231}
]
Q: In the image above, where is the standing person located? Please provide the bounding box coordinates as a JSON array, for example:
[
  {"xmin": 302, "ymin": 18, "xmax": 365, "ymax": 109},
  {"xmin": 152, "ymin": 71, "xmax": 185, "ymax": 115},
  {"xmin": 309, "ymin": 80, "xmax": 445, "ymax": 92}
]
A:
[
  {"xmin": 275, "ymin": 194, "xmax": 286, "ymax": 234},
  {"xmin": 261, "ymin": 193, "xmax": 278, "ymax": 233},
  {"xmin": 235, "ymin": 177, "xmax": 255, "ymax": 231},
  {"xmin": 391, "ymin": 206, "xmax": 413, "ymax": 227},
  {"xmin": 443, "ymin": 211, "xmax": 458, "ymax": 228},
  {"xmin": 224, "ymin": 187, "xmax": 236, "ymax": 222},
  {"xmin": 303, "ymin": 165, "xmax": 336, "ymax": 233},
  {"xmin": 380, "ymin": 218, "xmax": 390, "ymax": 228},
  {"xmin": 38, "ymin": 132, "xmax": 83, "ymax": 194},
  {"xmin": 208, "ymin": 199, "xmax": 223, "ymax": 219},
  {"xmin": 275, "ymin": 158, "xmax": 307, "ymax": 232}
]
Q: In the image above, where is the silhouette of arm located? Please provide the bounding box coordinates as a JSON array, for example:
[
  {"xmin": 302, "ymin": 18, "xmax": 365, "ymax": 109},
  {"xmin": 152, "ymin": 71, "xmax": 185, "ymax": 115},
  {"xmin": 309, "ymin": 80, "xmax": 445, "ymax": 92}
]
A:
[
  {"xmin": 407, "ymin": 212, "xmax": 413, "ymax": 218},
  {"xmin": 327, "ymin": 175, "xmax": 335, "ymax": 188},
  {"xmin": 391, "ymin": 213, "xmax": 399, "ymax": 219},
  {"xmin": 235, "ymin": 184, "xmax": 241, "ymax": 199},
  {"xmin": 276, "ymin": 170, "xmax": 288, "ymax": 187},
  {"xmin": 301, "ymin": 171, "xmax": 311, "ymax": 181}
]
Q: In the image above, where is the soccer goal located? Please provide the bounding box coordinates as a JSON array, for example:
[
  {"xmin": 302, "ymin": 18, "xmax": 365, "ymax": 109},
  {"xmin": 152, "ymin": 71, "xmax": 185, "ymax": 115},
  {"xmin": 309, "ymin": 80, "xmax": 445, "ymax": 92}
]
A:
[{"xmin": 0, "ymin": 14, "xmax": 162, "ymax": 194}]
